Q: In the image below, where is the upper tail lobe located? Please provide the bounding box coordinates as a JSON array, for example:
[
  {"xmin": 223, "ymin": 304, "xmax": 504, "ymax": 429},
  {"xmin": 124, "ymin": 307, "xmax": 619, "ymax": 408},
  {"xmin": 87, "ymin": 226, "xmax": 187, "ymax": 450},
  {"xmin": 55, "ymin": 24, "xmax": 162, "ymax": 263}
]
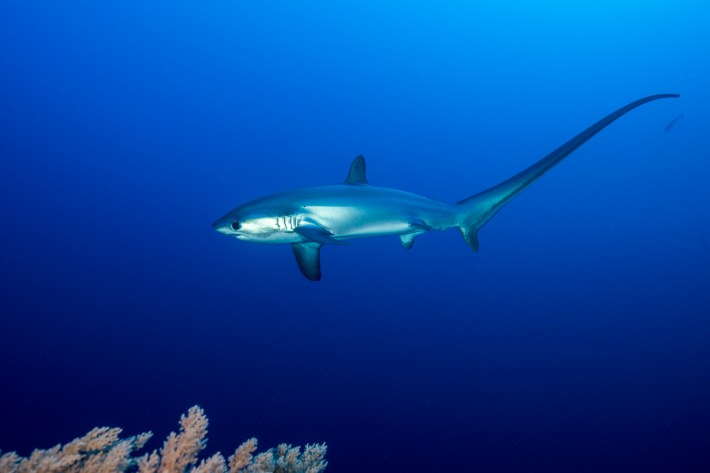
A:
[{"xmin": 455, "ymin": 94, "xmax": 680, "ymax": 251}]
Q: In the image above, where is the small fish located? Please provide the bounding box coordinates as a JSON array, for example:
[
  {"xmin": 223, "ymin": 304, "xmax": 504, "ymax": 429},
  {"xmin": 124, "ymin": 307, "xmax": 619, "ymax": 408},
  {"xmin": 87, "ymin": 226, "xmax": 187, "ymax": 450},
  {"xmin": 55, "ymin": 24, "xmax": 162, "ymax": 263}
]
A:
[
  {"xmin": 213, "ymin": 94, "xmax": 680, "ymax": 280},
  {"xmin": 665, "ymin": 113, "xmax": 684, "ymax": 132}
]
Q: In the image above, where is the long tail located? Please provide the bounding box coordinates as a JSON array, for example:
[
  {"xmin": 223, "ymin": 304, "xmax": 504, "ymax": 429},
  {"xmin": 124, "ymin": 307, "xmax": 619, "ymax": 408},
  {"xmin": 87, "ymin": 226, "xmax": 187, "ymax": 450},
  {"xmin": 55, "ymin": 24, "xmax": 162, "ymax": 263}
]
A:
[{"xmin": 456, "ymin": 93, "xmax": 680, "ymax": 251}]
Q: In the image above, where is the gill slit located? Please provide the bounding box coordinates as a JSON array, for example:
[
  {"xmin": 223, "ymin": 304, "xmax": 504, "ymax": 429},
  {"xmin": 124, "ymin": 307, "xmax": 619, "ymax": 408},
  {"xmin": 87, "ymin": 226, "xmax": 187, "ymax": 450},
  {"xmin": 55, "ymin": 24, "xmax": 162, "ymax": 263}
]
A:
[{"xmin": 276, "ymin": 215, "xmax": 303, "ymax": 232}]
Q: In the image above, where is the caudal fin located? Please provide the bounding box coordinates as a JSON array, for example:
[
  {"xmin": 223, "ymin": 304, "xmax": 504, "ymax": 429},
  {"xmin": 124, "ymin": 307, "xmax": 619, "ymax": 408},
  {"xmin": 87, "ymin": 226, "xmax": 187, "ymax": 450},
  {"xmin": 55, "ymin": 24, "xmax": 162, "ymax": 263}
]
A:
[{"xmin": 456, "ymin": 94, "xmax": 680, "ymax": 251}]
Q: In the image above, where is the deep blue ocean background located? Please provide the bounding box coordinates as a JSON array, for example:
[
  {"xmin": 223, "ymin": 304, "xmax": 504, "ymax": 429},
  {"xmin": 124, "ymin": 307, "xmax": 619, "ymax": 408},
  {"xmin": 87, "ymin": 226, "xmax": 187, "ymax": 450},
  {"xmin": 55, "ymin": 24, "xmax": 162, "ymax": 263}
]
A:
[{"xmin": 1, "ymin": 1, "xmax": 709, "ymax": 472}]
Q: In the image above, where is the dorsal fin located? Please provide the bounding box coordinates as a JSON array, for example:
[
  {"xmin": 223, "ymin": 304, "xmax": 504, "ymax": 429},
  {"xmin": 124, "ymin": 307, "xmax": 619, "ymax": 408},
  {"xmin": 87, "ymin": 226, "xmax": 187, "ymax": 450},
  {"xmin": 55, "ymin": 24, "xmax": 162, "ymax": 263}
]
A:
[{"xmin": 344, "ymin": 155, "xmax": 368, "ymax": 185}]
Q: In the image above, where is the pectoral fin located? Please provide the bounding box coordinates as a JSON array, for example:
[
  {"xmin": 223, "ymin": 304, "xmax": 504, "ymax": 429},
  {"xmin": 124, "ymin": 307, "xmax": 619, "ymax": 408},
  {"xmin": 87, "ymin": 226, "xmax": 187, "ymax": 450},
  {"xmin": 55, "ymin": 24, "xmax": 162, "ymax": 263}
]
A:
[
  {"xmin": 291, "ymin": 242, "xmax": 322, "ymax": 281},
  {"xmin": 295, "ymin": 225, "xmax": 346, "ymax": 245}
]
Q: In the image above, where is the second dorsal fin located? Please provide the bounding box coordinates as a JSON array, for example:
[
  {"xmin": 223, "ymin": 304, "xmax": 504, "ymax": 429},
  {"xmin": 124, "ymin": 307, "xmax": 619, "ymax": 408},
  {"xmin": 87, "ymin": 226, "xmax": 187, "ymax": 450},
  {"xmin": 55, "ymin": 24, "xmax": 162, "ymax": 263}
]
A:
[{"xmin": 344, "ymin": 155, "xmax": 368, "ymax": 185}]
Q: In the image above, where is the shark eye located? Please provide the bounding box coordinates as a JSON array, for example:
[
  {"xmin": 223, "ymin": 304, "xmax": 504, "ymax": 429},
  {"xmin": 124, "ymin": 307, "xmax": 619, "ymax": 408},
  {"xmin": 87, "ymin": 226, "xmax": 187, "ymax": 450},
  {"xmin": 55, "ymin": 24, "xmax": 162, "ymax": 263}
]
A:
[{"xmin": 231, "ymin": 221, "xmax": 241, "ymax": 231}]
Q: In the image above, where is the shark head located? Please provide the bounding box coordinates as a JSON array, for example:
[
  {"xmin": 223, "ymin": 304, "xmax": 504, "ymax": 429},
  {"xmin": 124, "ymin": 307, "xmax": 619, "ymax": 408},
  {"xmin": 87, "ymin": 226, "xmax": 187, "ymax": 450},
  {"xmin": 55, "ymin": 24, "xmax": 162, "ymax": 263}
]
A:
[
  {"xmin": 212, "ymin": 202, "xmax": 304, "ymax": 244},
  {"xmin": 211, "ymin": 211, "xmax": 245, "ymax": 238}
]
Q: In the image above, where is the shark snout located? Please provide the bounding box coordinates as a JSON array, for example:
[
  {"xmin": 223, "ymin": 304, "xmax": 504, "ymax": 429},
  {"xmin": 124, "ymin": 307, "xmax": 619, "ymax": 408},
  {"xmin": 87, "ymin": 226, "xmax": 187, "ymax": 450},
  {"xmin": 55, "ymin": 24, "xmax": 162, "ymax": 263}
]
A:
[{"xmin": 212, "ymin": 217, "xmax": 232, "ymax": 235}]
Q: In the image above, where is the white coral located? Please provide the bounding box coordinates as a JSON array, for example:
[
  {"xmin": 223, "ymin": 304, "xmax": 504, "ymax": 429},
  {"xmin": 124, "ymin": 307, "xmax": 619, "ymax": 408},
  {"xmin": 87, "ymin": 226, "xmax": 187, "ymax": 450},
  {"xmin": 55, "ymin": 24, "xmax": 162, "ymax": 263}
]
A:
[
  {"xmin": 0, "ymin": 407, "xmax": 327, "ymax": 473},
  {"xmin": 159, "ymin": 406, "xmax": 208, "ymax": 473}
]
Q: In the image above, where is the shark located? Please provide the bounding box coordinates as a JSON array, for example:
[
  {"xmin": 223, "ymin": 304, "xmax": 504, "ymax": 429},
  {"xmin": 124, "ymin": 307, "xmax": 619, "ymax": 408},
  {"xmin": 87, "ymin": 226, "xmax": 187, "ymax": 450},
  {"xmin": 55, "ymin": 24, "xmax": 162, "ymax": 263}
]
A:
[{"xmin": 213, "ymin": 94, "xmax": 679, "ymax": 281}]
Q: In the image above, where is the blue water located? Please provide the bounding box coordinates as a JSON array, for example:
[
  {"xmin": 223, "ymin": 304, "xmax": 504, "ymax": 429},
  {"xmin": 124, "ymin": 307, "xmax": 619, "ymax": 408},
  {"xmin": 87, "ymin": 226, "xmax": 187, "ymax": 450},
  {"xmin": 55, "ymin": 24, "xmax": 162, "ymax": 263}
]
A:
[{"xmin": 1, "ymin": 1, "xmax": 709, "ymax": 472}]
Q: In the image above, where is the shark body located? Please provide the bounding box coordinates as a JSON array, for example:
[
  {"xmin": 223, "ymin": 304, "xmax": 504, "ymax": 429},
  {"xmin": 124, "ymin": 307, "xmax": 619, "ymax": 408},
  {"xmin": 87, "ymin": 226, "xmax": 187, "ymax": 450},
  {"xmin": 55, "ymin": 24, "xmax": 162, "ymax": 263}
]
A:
[{"xmin": 213, "ymin": 94, "xmax": 679, "ymax": 280}]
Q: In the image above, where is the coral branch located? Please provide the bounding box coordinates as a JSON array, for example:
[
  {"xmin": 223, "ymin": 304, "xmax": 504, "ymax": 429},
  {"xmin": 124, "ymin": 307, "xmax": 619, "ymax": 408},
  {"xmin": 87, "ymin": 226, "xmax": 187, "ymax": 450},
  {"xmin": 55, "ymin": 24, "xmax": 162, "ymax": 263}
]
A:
[{"xmin": 0, "ymin": 407, "xmax": 326, "ymax": 473}]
